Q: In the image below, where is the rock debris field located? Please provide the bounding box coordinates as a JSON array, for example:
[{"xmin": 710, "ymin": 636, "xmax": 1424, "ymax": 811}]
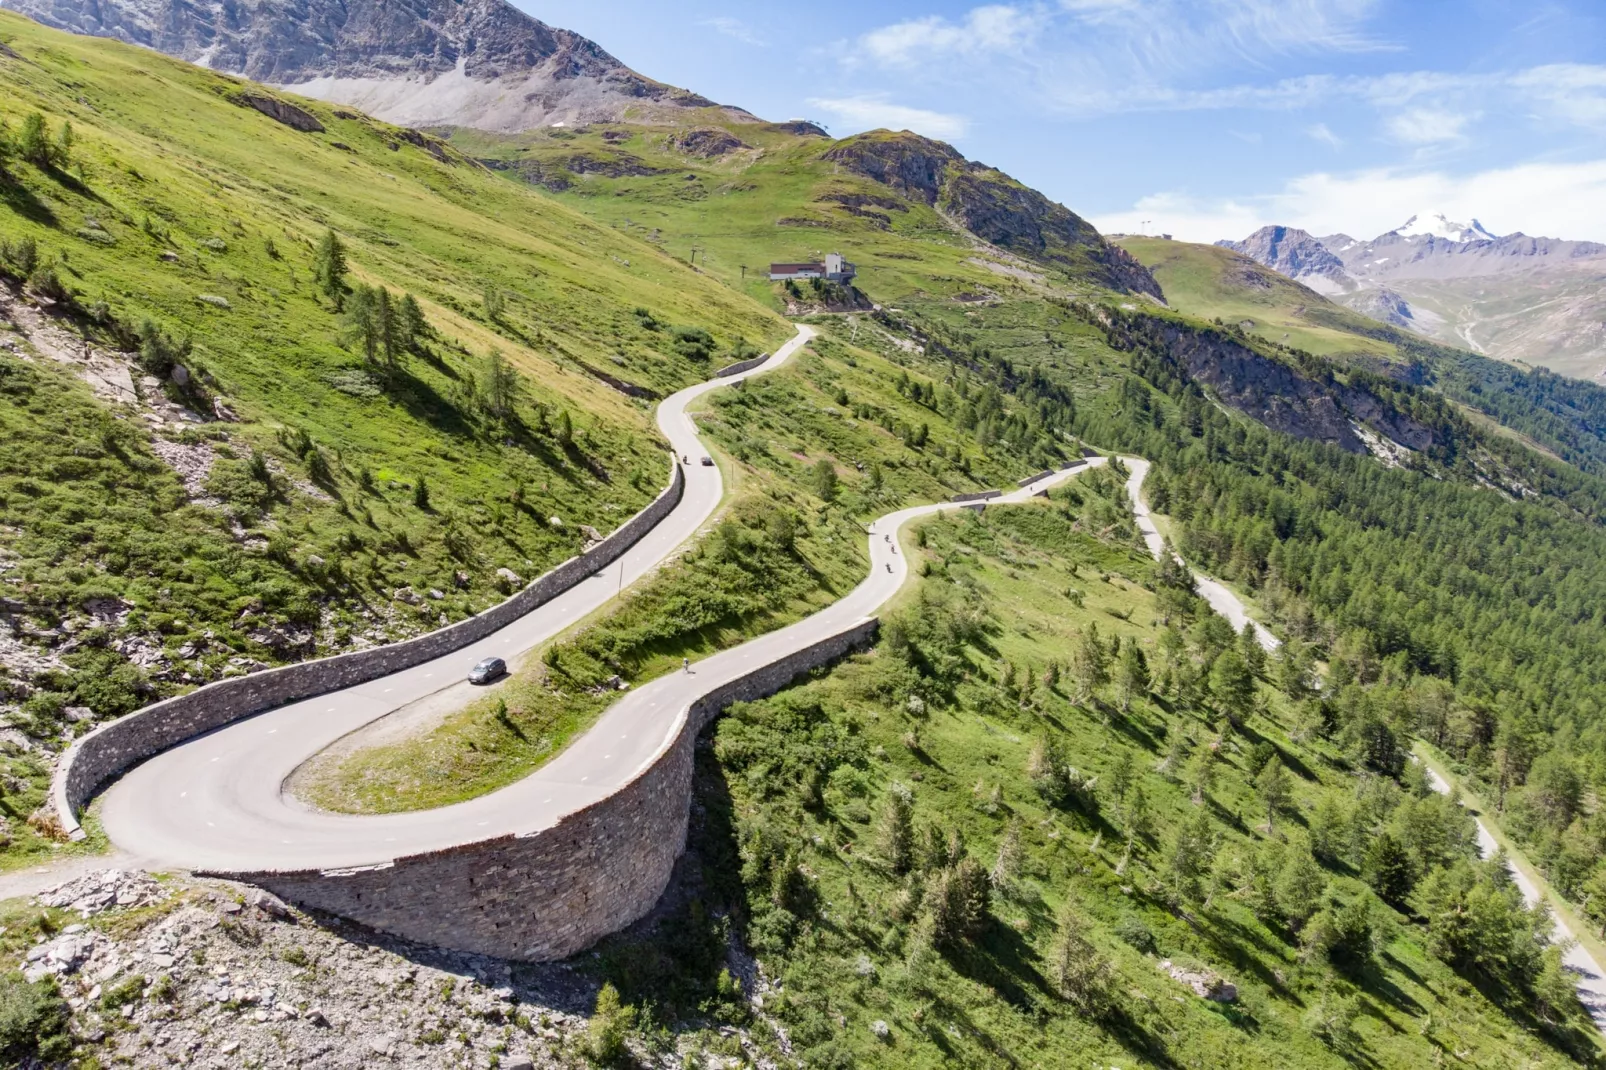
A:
[{"xmin": 15, "ymin": 869, "xmax": 777, "ymax": 1068}]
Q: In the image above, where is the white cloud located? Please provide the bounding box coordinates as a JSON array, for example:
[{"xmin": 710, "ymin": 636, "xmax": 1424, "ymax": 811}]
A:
[
  {"xmin": 701, "ymin": 16, "xmax": 766, "ymax": 46},
  {"xmin": 807, "ymin": 95, "xmax": 971, "ymax": 140},
  {"xmin": 848, "ymin": 4, "xmax": 1606, "ymax": 140},
  {"xmin": 1307, "ymin": 122, "xmax": 1343, "ymax": 148},
  {"xmin": 1511, "ymin": 64, "xmax": 1606, "ymax": 130},
  {"xmin": 857, "ymin": 5, "xmax": 1047, "ymax": 67},
  {"xmin": 1091, "ymin": 159, "xmax": 1606, "ymax": 244}
]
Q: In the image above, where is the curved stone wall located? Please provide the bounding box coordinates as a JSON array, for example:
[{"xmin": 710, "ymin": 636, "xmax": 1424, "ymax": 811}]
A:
[
  {"xmin": 200, "ymin": 619, "xmax": 880, "ymax": 962},
  {"xmin": 714, "ymin": 354, "xmax": 769, "ymax": 378},
  {"xmin": 50, "ymin": 462, "xmax": 686, "ymax": 837}
]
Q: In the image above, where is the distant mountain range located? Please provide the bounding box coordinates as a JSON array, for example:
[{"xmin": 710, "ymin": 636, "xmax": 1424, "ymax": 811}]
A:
[
  {"xmin": 0, "ymin": 0, "xmax": 754, "ymax": 131},
  {"xmin": 1219, "ymin": 213, "xmax": 1606, "ymax": 381}
]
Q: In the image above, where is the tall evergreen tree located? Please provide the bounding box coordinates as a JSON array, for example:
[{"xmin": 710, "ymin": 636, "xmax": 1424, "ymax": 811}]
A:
[{"xmin": 313, "ymin": 230, "xmax": 348, "ymax": 304}]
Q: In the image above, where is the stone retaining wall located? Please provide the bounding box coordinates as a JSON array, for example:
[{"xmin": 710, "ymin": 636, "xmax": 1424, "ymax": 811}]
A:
[
  {"xmin": 1017, "ymin": 470, "xmax": 1054, "ymax": 487},
  {"xmin": 203, "ymin": 618, "xmax": 880, "ymax": 962},
  {"xmin": 714, "ymin": 354, "xmax": 769, "ymax": 378},
  {"xmin": 950, "ymin": 489, "xmax": 1002, "ymax": 504},
  {"xmin": 51, "ymin": 462, "xmax": 686, "ymax": 837}
]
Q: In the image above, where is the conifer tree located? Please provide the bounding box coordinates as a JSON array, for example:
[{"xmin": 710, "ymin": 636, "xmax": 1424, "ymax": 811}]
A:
[{"xmin": 314, "ymin": 230, "xmax": 348, "ymax": 305}]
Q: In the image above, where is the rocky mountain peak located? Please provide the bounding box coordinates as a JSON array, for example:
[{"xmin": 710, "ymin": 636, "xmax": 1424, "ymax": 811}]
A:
[
  {"xmin": 825, "ymin": 131, "xmax": 1161, "ymax": 299},
  {"xmin": 1216, "ymin": 226, "xmax": 1351, "ymax": 295},
  {"xmin": 0, "ymin": 0, "xmax": 753, "ymax": 131}
]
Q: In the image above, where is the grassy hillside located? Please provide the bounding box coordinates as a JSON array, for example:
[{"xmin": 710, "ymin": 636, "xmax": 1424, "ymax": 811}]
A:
[
  {"xmin": 0, "ymin": 12, "xmax": 791, "ymax": 858},
  {"xmin": 1116, "ymin": 237, "xmax": 1401, "ymax": 363},
  {"xmin": 448, "ymin": 122, "xmax": 1140, "ymax": 311},
  {"xmin": 579, "ymin": 481, "xmax": 1601, "ymax": 1068}
]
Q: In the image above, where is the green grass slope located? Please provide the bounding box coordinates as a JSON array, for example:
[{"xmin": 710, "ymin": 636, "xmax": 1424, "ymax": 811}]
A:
[
  {"xmin": 448, "ymin": 121, "xmax": 1146, "ymax": 311},
  {"xmin": 578, "ymin": 481, "xmax": 1601, "ymax": 1068},
  {"xmin": 1115, "ymin": 237, "xmax": 1400, "ymax": 363}
]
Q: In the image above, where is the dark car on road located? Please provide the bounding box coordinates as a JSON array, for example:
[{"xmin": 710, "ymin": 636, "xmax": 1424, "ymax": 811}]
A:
[
  {"xmin": 700, "ymin": 455, "xmax": 714, "ymax": 466},
  {"xmin": 468, "ymin": 657, "xmax": 507, "ymax": 685}
]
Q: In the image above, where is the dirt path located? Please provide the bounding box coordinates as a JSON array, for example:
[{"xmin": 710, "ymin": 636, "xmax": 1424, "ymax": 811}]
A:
[{"xmin": 0, "ymin": 850, "xmax": 158, "ymax": 902}]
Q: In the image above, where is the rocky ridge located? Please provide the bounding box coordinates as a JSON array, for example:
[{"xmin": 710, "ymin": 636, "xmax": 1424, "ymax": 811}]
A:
[
  {"xmin": 824, "ymin": 132, "xmax": 1163, "ymax": 299},
  {"xmin": 1219, "ymin": 217, "xmax": 1606, "ymax": 379},
  {"xmin": 16, "ymin": 868, "xmax": 786, "ymax": 1068},
  {"xmin": 0, "ymin": 0, "xmax": 753, "ymax": 132},
  {"xmin": 1215, "ymin": 225, "xmax": 1351, "ymax": 296}
]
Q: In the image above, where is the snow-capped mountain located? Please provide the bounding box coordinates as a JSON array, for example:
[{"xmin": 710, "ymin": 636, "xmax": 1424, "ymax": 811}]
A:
[
  {"xmin": 1218, "ymin": 216, "xmax": 1606, "ymax": 380},
  {"xmin": 1392, "ymin": 212, "xmax": 1497, "ymax": 244}
]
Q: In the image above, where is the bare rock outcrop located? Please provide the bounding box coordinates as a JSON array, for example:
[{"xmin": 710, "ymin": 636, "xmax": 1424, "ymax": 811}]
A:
[
  {"xmin": 233, "ymin": 92, "xmax": 324, "ymax": 133},
  {"xmin": 824, "ymin": 131, "xmax": 1163, "ymax": 299}
]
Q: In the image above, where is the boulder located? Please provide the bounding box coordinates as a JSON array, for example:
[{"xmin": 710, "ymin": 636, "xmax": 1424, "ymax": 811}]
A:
[{"xmin": 1159, "ymin": 960, "xmax": 1237, "ymax": 1002}]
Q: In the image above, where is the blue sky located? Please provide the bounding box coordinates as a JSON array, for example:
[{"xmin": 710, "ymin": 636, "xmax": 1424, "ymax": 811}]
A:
[{"xmin": 524, "ymin": 1, "xmax": 1606, "ymax": 243}]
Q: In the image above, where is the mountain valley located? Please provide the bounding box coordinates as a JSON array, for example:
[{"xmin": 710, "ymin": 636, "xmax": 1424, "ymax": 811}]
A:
[
  {"xmin": 1220, "ymin": 214, "xmax": 1606, "ymax": 381},
  {"xmin": 2, "ymin": 3, "xmax": 1606, "ymax": 1068}
]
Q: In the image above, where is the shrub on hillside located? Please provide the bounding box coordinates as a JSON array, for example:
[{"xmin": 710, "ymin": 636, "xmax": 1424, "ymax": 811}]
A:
[{"xmin": 0, "ymin": 972, "xmax": 72, "ymax": 1064}]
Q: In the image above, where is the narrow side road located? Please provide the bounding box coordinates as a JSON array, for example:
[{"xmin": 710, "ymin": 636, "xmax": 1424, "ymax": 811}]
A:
[
  {"xmin": 1122, "ymin": 457, "xmax": 1277, "ymax": 651},
  {"xmin": 1418, "ymin": 749, "xmax": 1606, "ymax": 1032}
]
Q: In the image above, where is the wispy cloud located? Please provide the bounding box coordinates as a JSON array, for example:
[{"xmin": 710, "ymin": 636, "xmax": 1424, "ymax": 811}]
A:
[
  {"xmin": 701, "ymin": 16, "xmax": 767, "ymax": 47},
  {"xmin": 857, "ymin": 5, "xmax": 1048, "ymax": 67},
  {"xmin": 1511, "ymin": 64, "xmax": 1606, "ymax": 129},
  {"xmin": 1307, "ymin": 123, "xmax": 1343, "ymax": 148},
  {"xmin": 850, "ymin": 1, "xmax": 1390, "ymax": 93},
  {"xmin": 807, "ymin": 95, "xmax": 970, "ymax": 139},
  {"xmin": 1091, "ymin": 159, "xmax": 1606, "ymax": 244},
  {"xmin": 844, "ymin": 2, "xmax": 1606, "ymax": 147},
  {"xmin": 1385, "ymin": 108, "xmax": 1475, "ymax": 145}
]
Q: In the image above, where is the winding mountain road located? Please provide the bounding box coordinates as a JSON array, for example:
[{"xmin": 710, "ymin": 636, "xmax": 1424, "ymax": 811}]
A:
[
  {"xmin": 95, "ymin": 326, "xmax": 1100, "ymax": 874},
  {"xmin": 96, "ymin": 324, "xmax": 814, "ymax": 870},
  {"xmin": 92, "ymin": 340, "xmax": 1606, "ymax": 1031}
]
